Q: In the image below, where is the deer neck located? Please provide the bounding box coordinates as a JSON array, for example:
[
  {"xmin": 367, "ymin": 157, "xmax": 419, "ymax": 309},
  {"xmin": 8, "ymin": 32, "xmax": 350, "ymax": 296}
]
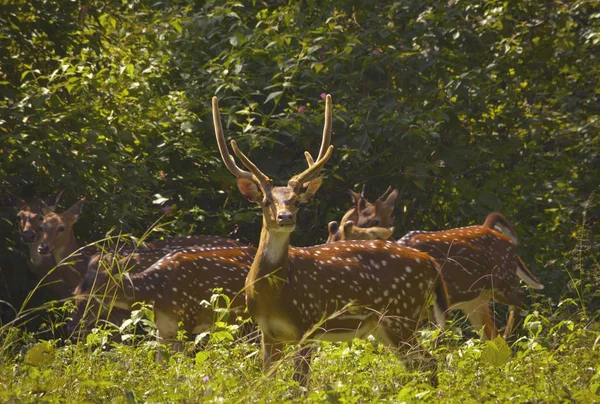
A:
[
  {"xmin": 246, "ymin": 220, "xmax": 291, "ymax": 299},
  {"xmin": 52, "ymin": 231, "xmax": 85, "ymax": 288},
  {"xmin": 53, "ymin": 231, "xmax": 78, "ymax": 264},
  {"xmin": 27, "ymin": 242, "xmax": 45, "ymax": 267}
]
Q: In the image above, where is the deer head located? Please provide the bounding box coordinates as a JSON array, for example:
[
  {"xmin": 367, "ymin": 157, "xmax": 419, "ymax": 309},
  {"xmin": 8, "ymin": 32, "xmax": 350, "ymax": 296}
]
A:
[
  {"xmin": 8, "ymin": 190, "xmax": 64, "ymax": 245},
  {"xmin": 39, "ymin": 198, "xmax": 85, "ymax": 257},
  {"xmin": 212, "ymin": 95, "xmax": 334, "ymax": 234},
  {"xmin": 342, "ymin": 186, "xmax": 398, "ymax": 229}
]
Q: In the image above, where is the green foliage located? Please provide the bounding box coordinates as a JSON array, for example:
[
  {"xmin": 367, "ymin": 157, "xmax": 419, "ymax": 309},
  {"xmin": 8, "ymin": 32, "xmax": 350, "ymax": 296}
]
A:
[{"xmin": 0, "ymin": 312, "xmax": 598, "ymax": 402}]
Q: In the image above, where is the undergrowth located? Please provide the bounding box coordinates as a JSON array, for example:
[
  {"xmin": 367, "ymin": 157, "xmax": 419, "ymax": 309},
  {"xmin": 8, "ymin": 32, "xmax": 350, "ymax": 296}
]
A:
[{"xmin": 0, "ymin": 214, "xmax": 598, "ymax": 403}]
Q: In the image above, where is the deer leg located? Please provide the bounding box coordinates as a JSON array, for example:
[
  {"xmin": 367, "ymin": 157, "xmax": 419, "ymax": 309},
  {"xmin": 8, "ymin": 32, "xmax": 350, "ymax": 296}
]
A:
[
  {"xmin": 154, "ymin": 309, "xmax": 180, "ymax": 362},
  {"xmin": 262, "ymin": 335, "xmax": 285, "ymax": 375},
  {"xmin": 373, "ymin": 319, "xmax": 439, "ymax": 386},
  {"xmin": 293, "ymin": 345, "xmax": 313, "ymax": 388},
  {"xmin": 493, "ymin": 289, "xmax": 524, "ymax": 340},
  {"xmin": 503, "ymin": 305, "xmax": 520, "ymax": 340},
  {"xmin": 457, "ymin": 298, "xmax": 498, "ymax": 340}
]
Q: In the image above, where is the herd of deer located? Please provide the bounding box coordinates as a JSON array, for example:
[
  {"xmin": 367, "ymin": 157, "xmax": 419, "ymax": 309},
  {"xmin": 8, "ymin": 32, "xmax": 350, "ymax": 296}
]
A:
[{"xmin": 8, "ymin": 95, "xmax": 544, "ymax": 386}]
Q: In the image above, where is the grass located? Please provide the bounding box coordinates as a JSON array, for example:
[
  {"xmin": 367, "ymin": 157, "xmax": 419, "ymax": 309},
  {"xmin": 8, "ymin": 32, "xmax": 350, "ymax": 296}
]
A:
[{"xmin": 0, "ymin": 300, "xmax": 598, "ymax": 403}]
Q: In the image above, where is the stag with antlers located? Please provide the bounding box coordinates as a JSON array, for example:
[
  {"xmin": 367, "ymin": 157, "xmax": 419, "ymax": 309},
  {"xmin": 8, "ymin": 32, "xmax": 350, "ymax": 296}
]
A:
[{"xmin": 212, "ymin": 94, "xmax": 449, "ymax": 386}]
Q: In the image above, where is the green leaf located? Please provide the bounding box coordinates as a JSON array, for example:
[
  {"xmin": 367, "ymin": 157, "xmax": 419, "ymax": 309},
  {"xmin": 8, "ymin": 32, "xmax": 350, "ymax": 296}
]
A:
[
  {"xmin": 481, "ymin": 336, "xmax": 512, "ymax": 367},
  {"xmin": 126, "ymin": 64, "xmax": 134, "ymax": 79},
  {"xmin": 195, "ymin": 352, "xmax": 209, "ymax": 366},
  {"xmin": 264, "ymin": 91, "xmax": 283, "ymax": 104},
  {"xmin": 169, "ymin": 19, "xmax": 182, "ymax": 34},
  {"xmin": 24, "ymin": 342, "xmax": 56, "ymax": 368}
]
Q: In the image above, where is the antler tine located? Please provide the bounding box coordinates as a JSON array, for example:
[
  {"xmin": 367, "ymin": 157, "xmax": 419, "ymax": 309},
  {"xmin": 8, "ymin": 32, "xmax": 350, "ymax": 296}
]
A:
[
  {"xmin": 289, "ymin": 145, "xmax": 334, "ymax": 186},
  {"xmin": 304, "ymin": 151, "xmax": 315, "ymax": 167},
  {"xmin": 212, "ymin": 97, "xmax": 253, "ymax": 180},
  {"xmin": 378, "ymin": 186, "xmax": 393, "ymax": 201},
  {"xmin": 360, "ymin": 184, "xmax": 366, "ymax": 197},
  {"xmin": 230, "ymin": 140, "xmax": 271, "ymax": 185},
  {"xmin": 316, "ymin": 94, "xmax": 332, "ymax": 161},
  {"xmin": 289, "ymin": 94, "xmax": 334, "ymax": 186}
]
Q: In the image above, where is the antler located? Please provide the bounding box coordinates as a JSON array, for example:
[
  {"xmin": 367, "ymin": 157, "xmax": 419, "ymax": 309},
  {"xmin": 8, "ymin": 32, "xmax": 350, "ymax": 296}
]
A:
[
  {"xmin": 290, "ymin": 94, "xmax": 334, "ymax": 186},
  {"xmin": 230, "ymin": 140, "xmax": 271, "ymax": 185},
  {"xmin": 212, "ymin": 97, "xmax": 254, "ymax": 181}
]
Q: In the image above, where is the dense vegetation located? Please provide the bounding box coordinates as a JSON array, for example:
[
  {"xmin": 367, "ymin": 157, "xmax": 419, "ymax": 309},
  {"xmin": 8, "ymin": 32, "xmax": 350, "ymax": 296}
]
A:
[{"xmin": 1, "ymin": 0, "xmax": 598, "ymax": 401}]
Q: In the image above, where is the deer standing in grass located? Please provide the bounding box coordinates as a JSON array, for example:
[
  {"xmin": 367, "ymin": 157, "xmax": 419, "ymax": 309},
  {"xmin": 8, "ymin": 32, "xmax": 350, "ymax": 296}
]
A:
[
  {"xmin": 74, "ymin": 243, "xmax": 256, "ymax": 352},
  {"xmin": 328, "ymin": 191, "xmax": 543, "ymax": 339},
  {"xmin": 397, "ymin": 213, "xmax": 544, "ymax": 339},
  {"xmin": 37, "ymin": 198, "xmax": 244, "ymax": 335},
  {"xmin": 212, "ymin": 94, "xmax": 449, "ymax": 386}
]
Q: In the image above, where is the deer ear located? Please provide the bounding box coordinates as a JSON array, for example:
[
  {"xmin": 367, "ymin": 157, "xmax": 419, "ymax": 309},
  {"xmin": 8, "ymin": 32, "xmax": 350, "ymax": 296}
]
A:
[
  {"xmin": 375, "ymin": 188, "xmax": 398, "ymax": 219},
  {"xmin": 237, "ymin": 178, "xmax": 263, "ymax": 202},
  {"xmin": 43, "ymin": 190, "xmax": 64, "ymax": 212},
  {"xmin": 383, "ymin": 188, "xmax": 399, "ymax": 209},
  {"xmin": 342, "ymin": 220, "xmax": 356, "ymax": 239},
  {"xmin": 328, "ymin": 221, "xmax": 339, "ymax": 236},
  {"xmin": 298, "ymin": 178, "xmax": 323, "ymax": 203},
  {"xmin": 64, "ymin": 198, "xmax": 85, "ymax": 221},
  {"xmin": 40, "ymin": 201, "xmax": 53, "ymax": 216},
  {"xmin": 348, "ymin": 189, "xmax": 362, "ymax": 205}
]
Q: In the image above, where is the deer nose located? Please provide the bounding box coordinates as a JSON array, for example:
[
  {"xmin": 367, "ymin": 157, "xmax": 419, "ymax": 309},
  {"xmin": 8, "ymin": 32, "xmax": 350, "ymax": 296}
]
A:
[
  {"xmin": 277, "ymin": 212, "xmax": 294, "ymax": 225},
  {"xmin": 38, "ymin": 244, "xmax": 50, "ymax": 255},
  {"xmin": 21, "ymin": 230, "xmax": 36, "ymax": 243}
]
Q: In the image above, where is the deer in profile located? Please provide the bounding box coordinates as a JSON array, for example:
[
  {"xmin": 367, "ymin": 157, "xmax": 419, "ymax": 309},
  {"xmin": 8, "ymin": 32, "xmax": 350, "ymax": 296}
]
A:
[
  {"xmin": 330, "ymin": 190, "xmax": 543, "ymax": 339},
  {"xmin": 37, "ymin": 198, "xmax": 245, "ymax": 336},
  {"xmin": 74, "ymin": 243, "xmax": 256, "ymax": 353},
  {"xmin": 327, "ymin": 220, "xmax": 393, "ymax": 242},
  {"xmin": 397, "ymin": 213, "xmax": 543, "ymax": 339},
  {"xmin": 212, "ymin": 94, "xmax": 448, "ymax": 386}
]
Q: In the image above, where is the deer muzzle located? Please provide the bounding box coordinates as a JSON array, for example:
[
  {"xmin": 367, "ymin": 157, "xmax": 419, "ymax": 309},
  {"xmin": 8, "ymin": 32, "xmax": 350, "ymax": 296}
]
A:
[
  {"xmin": 276, "ymin": 211, "xmax": 294, "ymax": 226},
  {"xmin": 21, "ymin": 230, "xmax": 37, "ymax": 243},
  {"xmin": 38, "ymin": 243, "xmax": 50, "ymax": 255}
]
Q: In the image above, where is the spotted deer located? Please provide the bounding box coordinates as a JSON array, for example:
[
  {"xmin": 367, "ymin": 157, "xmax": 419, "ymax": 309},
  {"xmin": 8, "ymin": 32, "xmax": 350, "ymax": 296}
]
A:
[
  {"xmin": 37, "ymin": 199, "xmax": 244, "ymax": 335},
  {"xmin": 74, "ymin": 243, "xmax": 256, "ymax": 352},
  {"xmin": 397, "ymin": 217, "xmax": 544, "ymax": 339},
  {"xmin": 69, "ymin": 234, "xmax": 245, "ymax": 336},
  {"xmin": 6, "ymin": 190, "xmax": 75, "ymax": 299},
  {"xmin": 212, "ymin": 94, "xmax": 448, "ymax": 386},
  {"xmin": 331, "ymin": 191, "xmax": 543, "ymax": 340}
]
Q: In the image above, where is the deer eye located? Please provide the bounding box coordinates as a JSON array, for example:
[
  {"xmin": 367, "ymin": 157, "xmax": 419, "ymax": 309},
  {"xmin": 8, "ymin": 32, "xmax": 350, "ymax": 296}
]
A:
[
  {"xmin": 371, "ymin": 219, "xmax": 380, "ymax": 226},
  {"xmin": 57, "ymin": 225, "xmax": 66, "ymax": 233}
]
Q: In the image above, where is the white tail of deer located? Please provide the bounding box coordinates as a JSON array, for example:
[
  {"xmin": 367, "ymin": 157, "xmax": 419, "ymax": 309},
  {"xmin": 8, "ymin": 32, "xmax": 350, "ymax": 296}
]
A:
[{"xmin": 212, "ymin": 94, "xmax": 449, "ymax": 386}]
